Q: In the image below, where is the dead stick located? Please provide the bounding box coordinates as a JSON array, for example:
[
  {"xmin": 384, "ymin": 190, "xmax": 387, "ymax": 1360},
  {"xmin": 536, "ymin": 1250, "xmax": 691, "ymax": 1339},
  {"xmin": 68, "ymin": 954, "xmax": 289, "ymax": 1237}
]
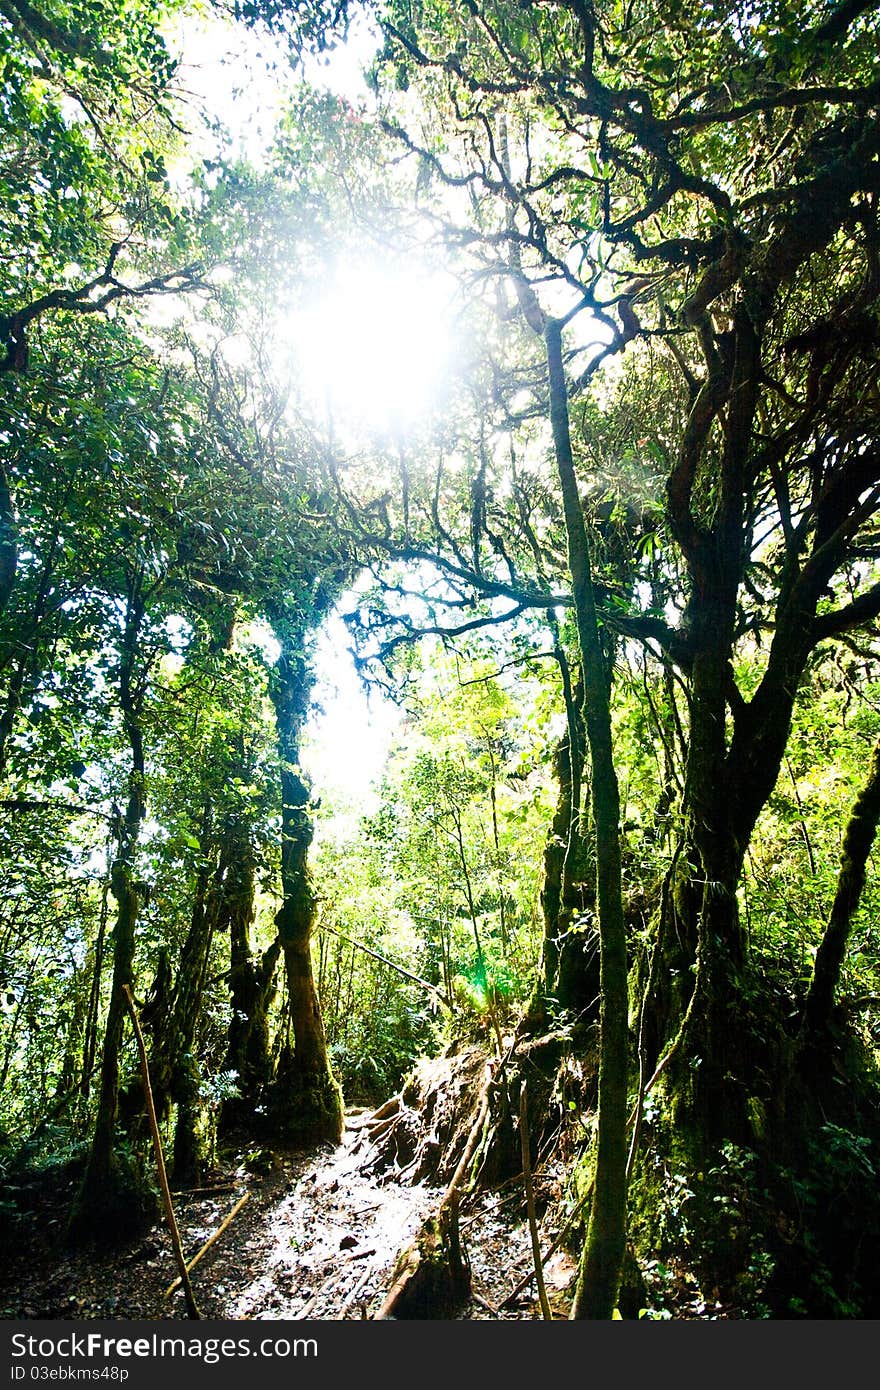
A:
[
  {"xmin": 122, "ymin": 985, "xmax": 200, "ymax": 1320},
  {"xmin": 471, "ymin": 1287, "xmax": 501, "ymax": 1317},
  {"xmin": 499, "ymin": 1179, "xmax": 595, "ymax": 1309},
  {"xmin": 445, "ymin": 1078, "xmax": 492, "ymax": 1204},
  {"xmin": 519, "ymin": 1083, "xmax": 552, "ymax": 1320},
  {"xmin": 164, "ymin": 1192, "xmax": 251, "ymax": 1299},
  {"xmin": 337, "ymin": 1266, "xmax": 374, "ymax": 1319},
  {"xmin": 174, "ymin": 1184, "xmax": 237, "ymax": 1200},
  {"xmin": 320, "ymin": 923, "xmax": 451, "ymax": 1005}
]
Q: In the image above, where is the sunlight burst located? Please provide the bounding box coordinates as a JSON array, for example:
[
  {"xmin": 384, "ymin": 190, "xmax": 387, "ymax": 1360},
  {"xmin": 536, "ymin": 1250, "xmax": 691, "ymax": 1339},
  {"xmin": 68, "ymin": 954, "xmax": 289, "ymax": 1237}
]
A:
[{"xmin": 290, "ymin": 260, "xmax": 455, "ymax": 434}]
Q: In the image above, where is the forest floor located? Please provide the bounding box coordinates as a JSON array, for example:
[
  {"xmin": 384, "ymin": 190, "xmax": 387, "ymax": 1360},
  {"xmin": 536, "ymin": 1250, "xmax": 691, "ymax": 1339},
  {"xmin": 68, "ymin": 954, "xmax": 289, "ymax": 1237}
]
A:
[{"xmin": 0, "ymin": 1107, "xmax": 579, "ymax": 1321}]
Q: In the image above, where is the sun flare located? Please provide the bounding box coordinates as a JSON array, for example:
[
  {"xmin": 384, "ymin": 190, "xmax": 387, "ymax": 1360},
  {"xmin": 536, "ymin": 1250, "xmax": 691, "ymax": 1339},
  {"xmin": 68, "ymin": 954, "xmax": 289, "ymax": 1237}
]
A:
[{"xmin": 290, "ymin": 260, "xmax": 456, "ymax": 434}]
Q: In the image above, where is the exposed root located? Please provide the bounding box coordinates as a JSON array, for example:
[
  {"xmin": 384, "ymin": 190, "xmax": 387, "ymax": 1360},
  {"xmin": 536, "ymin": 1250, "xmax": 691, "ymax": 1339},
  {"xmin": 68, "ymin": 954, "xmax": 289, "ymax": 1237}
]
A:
[
  {"xmin": 350, "ymin": 1024, "xmax": 594, "ymax": 1319},
  {"xmin": 374, "ymin": 1064, "xmax": 493, "ymax": 1319},
  {"xmin": 354, "ymin": 1042, "xmax": 489, "ymax": 1186},
  {"xmin": 356, "ymin": 1029, "xmax": 575, "ymax": 1191}
]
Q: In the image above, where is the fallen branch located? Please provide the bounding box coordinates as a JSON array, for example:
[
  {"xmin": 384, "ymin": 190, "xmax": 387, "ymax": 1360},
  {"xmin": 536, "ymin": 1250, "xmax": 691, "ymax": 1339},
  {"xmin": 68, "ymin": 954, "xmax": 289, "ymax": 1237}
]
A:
[
  {"xmin": 164, "ymin": 1192, "xmax": 250, "ymax": 1299},
  {"xmin": 293, "ymin": 1248, "xmax": 377, "ymax": 1319},
  {"xmin": 337, "ymin": 1267, "xmax": 375, "ymax": 1319},
  {"xmin": 123, "ymin": 985, "xmax": 199, "ymax": 1320},
  {"xmin": 319, "ymin": 924, "xmax": 451, "ymax": 1007},
  {"xmin": 173, "ymin": 1184, "xmax": 238, "ymax": 1201},
  {"xmin": 471, "ymin": 1287, "xmax": 502, "ymax": 1317},
  {"xmin": 294, "ymin": 1273, "xmax": 343, "ymax": 1321}
]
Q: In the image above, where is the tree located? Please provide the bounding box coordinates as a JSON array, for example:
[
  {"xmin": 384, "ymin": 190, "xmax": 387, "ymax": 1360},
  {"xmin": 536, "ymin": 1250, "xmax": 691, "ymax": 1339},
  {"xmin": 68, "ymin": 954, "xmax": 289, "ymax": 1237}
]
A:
[
  {"xmin": 263, "ymin": 602, "xmax": 344, "ymax": 1144},
  {"xmin": 269, "ymin": 0, "xmax": 880, "ymax": 1315},
  {"xmin": 2, "ymin": 0, "xmax": 878, "ymax": 1319},
  {"xmin": 804, "ymin": 737, "xmax": 880, "ymax": 1040},
  {"xmin": 0, "ymin": 0, "xmax": 209, "ymax": 616}
]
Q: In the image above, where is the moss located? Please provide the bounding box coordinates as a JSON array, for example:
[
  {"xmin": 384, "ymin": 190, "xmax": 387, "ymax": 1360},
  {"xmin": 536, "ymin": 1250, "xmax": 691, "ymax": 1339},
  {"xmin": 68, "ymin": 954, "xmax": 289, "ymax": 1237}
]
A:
[
  {"xmin": 382, "ymin": 1213, "xmax": 470, "ymax": 1318},
  {"xmin": 264, "ymin": 1068, "xmax": 344, "ymax": 1148},
  {"xmin": 747, "ymin": 1096, "xmax": 767, "ymax": 1143},
  {"xmin": 67, "ymin": 1144, "xmax": 159, "ymax": 1247},
  {"xmin": 626, "ymin": 1034, "xmax": 880, "ymax": 1318}
]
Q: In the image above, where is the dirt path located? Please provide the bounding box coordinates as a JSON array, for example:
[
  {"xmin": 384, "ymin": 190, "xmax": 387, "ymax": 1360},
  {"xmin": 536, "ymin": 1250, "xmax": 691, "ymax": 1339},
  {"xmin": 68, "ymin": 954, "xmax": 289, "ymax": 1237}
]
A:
[
  {"xmin": 2, "ymin": 1111, "xmax": 571, "ymax": 1321},
  {"xmin": 220, "ymin": 1120, "xmax": 444, "ymax": 1320}
]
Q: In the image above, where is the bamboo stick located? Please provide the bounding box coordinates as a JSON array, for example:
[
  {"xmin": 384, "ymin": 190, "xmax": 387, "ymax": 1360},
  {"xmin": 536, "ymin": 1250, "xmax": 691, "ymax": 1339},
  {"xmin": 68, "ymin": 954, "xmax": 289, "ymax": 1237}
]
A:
[
  {"xmin": 498, "ymin": 1178, "xmax": 594, "ymax": 1308},
  {"xmin": 164, "ymin": 1192, "xmax": 250, "ymax": 1298},
  {"xmin": 519, "ymin": 1082, "xmax": 552, "ymax": 1320},
  {"xmin": 174, "ymin": 1183, "xmax": 238, "ymax": 1201},
  {"xmin": 122, "ymin": 985, "xmax": 200, "ymax": 1319}
]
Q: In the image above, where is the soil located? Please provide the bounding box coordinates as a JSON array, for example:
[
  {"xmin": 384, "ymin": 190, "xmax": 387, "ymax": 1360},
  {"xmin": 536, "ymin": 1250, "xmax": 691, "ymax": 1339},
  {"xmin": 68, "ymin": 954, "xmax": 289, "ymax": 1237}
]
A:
[{"xmin": 0, "ymin": 1108, "xmax": 578, "ymax": 1322}]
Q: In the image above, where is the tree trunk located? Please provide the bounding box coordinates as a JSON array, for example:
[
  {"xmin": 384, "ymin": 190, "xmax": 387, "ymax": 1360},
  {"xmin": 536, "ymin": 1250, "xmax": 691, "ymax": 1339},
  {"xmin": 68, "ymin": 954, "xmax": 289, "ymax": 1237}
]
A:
[
  {"xmin": 168, "ymin": 856, "xmax": 220, "ymax": 1185},
  {"xmin": 69, "ymin": 589, "xmax": 156, "ymax": 1241},
  {"xmin": 221, "ymin": 817, "xmax": 280, "ymax": 1130},
  {"xmin": 539, "ymin": 655, "xmax": 600, "ymax": 1019},
  {"xmin": 264, "ymin": 620, "xmax": 342, "ymax": 1146},
  {"xmin": 0, "ymin": 459, "xmax": 17, "ymax": 622},
  {"xmin": 80, "ymin": 858, "xmax": 112, "ymax": 1107},
  {"xmin": 804, "ymin": 738, "xmax": 880, "ymax": 1039},
  {"xmin": 544, "ymin": 319, "xmax": 629, "ymax": 1321}
]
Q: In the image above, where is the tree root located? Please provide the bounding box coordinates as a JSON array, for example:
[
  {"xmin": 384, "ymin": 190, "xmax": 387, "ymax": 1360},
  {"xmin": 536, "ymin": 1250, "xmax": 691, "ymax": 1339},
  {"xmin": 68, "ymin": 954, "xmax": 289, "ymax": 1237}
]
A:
[{"xmin": 374, "ymin": 1066, "xmax": 493, "ymax": 1319}]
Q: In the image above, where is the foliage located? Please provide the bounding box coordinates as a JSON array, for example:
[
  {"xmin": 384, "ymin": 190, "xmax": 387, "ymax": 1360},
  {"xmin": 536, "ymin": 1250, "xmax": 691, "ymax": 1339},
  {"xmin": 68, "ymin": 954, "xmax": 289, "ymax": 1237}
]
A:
[{"xmin": 0, "ymin": 0, "xmax": 879, "ymax": 1318}]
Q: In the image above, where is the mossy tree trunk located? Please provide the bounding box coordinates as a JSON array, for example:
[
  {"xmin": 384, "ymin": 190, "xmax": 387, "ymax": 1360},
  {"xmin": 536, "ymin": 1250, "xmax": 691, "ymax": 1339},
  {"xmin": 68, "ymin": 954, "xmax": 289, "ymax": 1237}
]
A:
[
  {"xmin": 263, "ymin": 617, "xmax": 342, "ymax": 1146},
  {"xmin": 80, "ymin": 855, "xmax": 112, "ymax": 1108},
  {"xmin": 222, "ymin": 813, "xmax": 281, "ymax": 1129},
  {"xmin": 114, "ymin": 801, "xmax": 220, "ymax": 1184},
  {"xmin": 804, "ymin": 738, "xmax": 880, "ymax": 1041},
  {"xmin": 651, "ymin": 302, "xmax": 880, "ymax": 1140},
  {"xmin": 0, "ymin": 512, "xmax": 64, "ymax": 780},
  {"xmin": 70, "ymin": 584, "xmax": 156, "ymax": 1241},
  {"xmin": 539, "ymin": 651, "xmax": 600, "ymax": 1019},
  {"xmin": 544, "ymin": 319, "xmax": 629, "ymax": 1321},
  {"xmin": 0, "ymin": 458, "xmax": 17, "ymax": 622},
  {"xmin": 167, "ymin": 810, "xmax": 225, "ymax": 1184},
  {"xmin": 53, "ymin": 955, "xmax": 89, "ymax": 1110},
  {"xmin": 142, "ymin": 804, "xmax": 275, "ymax": 1179}
]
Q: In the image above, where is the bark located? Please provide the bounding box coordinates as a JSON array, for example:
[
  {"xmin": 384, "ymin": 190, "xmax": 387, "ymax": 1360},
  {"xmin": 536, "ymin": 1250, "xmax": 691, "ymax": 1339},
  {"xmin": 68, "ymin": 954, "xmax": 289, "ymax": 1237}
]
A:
[
  {"xmin": 70, "ymin": 589, "xmax": 155, "ymax": 1240},
  {"xmin": 539, "ymin": 713, "xmax": 599, "ymax": 1017},
  {"xmin": 804, "ymin": 739, "xmax": 880, "ymax": 1038},
  {"xmin": 53, "ymin": 963, "xmax": 88, "ymax": 1111},
  {"xmin": 139, "ymin": 809, "xmax": 260, "ymax": 1178},
  {"xmin": 0, "ymin": 531, "xmax": 62, "ymax": 778},
  {"xmin": 221, "ymin": 820, "xmax": 280, "ymax": 1129},
  {"xmin": 80, "ymin": 860, "xmax": 112, "ymax": 1104},
  {"xmin": 658, "ymin": 422, "xmax": 880, "ymax": 1123},
  {"xmin": 166, "ymin": 820, "xmax": 225, "ymax": 1184},
  {"xmin": 0, "ymin": 460, "xmax": 16, "ymax": 622},
  {"xmin": 544, "ymin": 319, "xmax": 629, "ymax": 1321},
  {"xmin": 264, "ymin": 620, "xmax": 342, "ymax": 1146},
  {"xmin": 540, "ymin": 648, "xmax": 577, "ymax": 993}
]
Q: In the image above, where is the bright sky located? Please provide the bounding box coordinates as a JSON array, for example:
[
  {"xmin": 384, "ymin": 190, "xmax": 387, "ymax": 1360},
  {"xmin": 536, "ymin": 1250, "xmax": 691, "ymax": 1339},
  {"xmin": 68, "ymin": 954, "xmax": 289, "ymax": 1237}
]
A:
[
  {"xmin": 301, "ymin": 613, "xmax": 401, "ymax": 812},
  {"xmin": 170, "ymin": 14, "xmax": 420, "ymax": 810},
  {"xmin": 172, "ymin": 11, "xmax": 377, "ymax": 163},
  {"xmin": 291, "ymin": 259, "xmax": 458, "ymax": 438}
]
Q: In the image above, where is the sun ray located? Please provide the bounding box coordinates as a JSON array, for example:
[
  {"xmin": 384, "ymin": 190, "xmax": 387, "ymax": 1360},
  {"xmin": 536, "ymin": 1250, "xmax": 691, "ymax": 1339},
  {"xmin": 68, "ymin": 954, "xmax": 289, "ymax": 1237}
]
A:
[{"xmin": 289, "ymin": 259, "xmax": 456, "ymax": 435}]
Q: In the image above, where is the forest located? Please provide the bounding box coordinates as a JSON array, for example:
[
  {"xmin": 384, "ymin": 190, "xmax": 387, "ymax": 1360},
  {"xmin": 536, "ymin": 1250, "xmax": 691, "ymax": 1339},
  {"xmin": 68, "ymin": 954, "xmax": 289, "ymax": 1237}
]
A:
[{"xmin": 1, "ymin": 0, "xmax": 879, "ymax": 1324}]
